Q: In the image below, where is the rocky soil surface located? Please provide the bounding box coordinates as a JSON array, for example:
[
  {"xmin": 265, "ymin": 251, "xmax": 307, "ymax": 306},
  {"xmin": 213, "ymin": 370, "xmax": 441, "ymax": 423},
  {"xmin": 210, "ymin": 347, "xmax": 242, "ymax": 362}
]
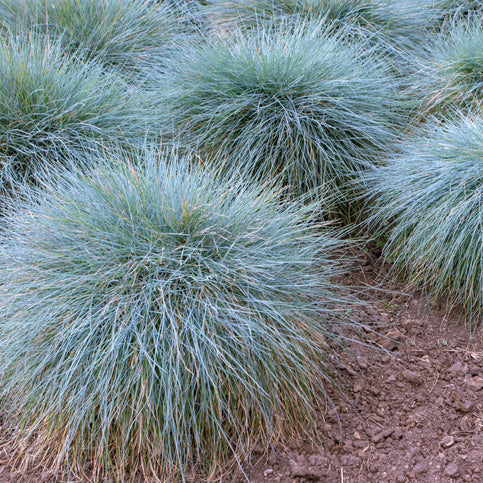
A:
[{"xmin": 236, "ymin": 249, "xmax": 483, "ymax": 483}]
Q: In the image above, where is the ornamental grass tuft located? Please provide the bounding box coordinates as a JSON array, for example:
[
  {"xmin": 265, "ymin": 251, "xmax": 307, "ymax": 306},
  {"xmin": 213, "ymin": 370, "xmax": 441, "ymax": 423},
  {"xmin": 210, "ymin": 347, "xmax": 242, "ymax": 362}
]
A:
[
  {"xmin": 415, "ymin": 19, "xmax": 483, "ymax": 117},
  {"xmin": 0, "ymin": 34, "xmax": 159, "ymax": 192},
  {"xmin": 366, "ymin": 115, "xmax": 483, "ymax": 326},
  {"xmin": 0, "ymin": 147, "xmax": 354, "ymax": 481},
  {"xmin": 0, "ymin": 0, "xmax": 180, "ymax": 79},
  {"xmin": 162, "ymin": 22, "xmax": 405, "ymax": 210},
  {"xmin": 203, "ymin": 0, "xmax": 431, "ymax": 55}
]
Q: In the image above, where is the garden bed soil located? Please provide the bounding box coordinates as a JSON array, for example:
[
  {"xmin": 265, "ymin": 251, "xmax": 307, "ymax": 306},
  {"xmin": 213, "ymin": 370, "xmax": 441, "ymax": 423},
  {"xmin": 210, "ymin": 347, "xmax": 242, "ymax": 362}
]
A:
[
  {"xmin": 1, "ymin": 249, "xmax": 483, "ymax": 482},
  {"xmin": 235, "ymin": 249, "xmax": 483, "ymax": 483}
]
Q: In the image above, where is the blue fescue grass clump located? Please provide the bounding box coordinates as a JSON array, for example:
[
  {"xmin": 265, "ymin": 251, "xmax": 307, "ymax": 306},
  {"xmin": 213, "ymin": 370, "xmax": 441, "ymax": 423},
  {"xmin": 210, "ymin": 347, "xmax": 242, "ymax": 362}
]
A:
[
  {"xmin": 203, "ymin": 0, "xmax": 432, "ymax": 55},
  {"xmin": 162, "ymin": 22, "xmax": 405, "ymax": 209},
  {"xmin": 0, "ymin": 0, "xmax": 180, "ymax": 79},
  {"xmin": 0, "ymin": 34, "xmax": 160, "ymax": 191},
  {"xmin": 0, "ymin": 147, "xmax": 355, "ymax": 481},
  {"xmin": 366, "ymin": 116, "xmax": 483, "ymax": 326},
  {"xmin": 415, "ymin": 19, "xmax": 483, "ymax": 117}
]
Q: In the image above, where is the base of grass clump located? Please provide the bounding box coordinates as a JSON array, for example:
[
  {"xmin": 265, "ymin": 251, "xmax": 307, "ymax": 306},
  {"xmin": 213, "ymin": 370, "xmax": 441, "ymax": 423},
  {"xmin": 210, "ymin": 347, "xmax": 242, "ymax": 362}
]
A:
[
  {"xmin": 0, "ymin": 147, "xmax": 356, "ymax": 481},
  {"xmin": 366, "ymin": 115, "xmax": 483, "ymax": 327}
]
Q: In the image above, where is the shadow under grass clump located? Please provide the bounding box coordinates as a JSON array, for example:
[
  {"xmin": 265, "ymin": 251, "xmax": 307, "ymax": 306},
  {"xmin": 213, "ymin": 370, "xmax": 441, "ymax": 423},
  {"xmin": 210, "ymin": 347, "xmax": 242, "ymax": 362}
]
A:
[
  {"xmin": 0, "ymin": 147, "xmax": 356, "ymax": 481},
  {"xmin": 0, "ymin": 0, "xmax": 180, "ymax": 80},
  {"xmin": 0, "ymin": 34, "xmax": 160, "ymax": 193},
  {"xmin": 162, "ymin": 22, "xmax": 405, "ymax": 214},
  {"xmin": 366, "ymin": 115, "xmax": 483, "ymax": 327}
]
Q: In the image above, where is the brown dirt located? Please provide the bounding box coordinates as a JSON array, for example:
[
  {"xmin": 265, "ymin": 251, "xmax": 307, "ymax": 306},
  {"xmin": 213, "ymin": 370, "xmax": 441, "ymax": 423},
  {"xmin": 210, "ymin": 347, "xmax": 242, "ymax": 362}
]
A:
[
  {"xmin": 233, "ymin": 249, "xmax": 483, "ymax": 483},
  {"xmin": 1, "ymin": 248, "xmax": 483, "ymax": 482}
]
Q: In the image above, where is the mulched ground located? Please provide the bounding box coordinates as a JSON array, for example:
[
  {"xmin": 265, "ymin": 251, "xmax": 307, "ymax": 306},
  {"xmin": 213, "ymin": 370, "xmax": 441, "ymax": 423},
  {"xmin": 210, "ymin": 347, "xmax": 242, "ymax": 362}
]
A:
[{"xmin": 1, "ymin": 247, "xmax": 483, "ymax": 482}]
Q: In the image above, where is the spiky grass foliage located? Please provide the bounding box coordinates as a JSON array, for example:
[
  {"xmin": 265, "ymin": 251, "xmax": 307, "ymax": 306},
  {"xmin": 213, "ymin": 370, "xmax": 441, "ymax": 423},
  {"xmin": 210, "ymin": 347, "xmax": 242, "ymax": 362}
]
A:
[
  {"xmin": 367, "ymin": 115, "xmax": 483, "ymax": 326},
  {"xmin": 0, "ymin": 147, "xmax": 354, "ymax": 481},
  {"xmin": 432, "ymin": 0, "xmax": 483, "ymax": 22},
  {"xmin": 415, "ymin": 19, "xmax": 483, "ymax": 117},
  {"xmin": 162, "ymin": 23, "xmax": 404, "ymax": 211},
  {"xmin": 161, "ymin": 0, "xmax": 208, "ymax": 30},
  {"xmin": 0, "ymin": 0, "xmax": 180, "ymax": 79},
  {"xmin": 203, "ymin": 0, "xmax": 431, "ymax": 55},
  {"xmin": 0, "ymin": 34, "xmax": 160, "ymax": 192}
]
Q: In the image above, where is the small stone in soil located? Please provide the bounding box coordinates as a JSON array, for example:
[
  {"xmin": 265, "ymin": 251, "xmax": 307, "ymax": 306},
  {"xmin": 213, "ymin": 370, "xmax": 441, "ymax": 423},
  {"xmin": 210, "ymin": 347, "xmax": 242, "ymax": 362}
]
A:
[
  {"xmin": 372, "ymin": 428, "xmax": 393, "ymax": 444},
  {"xmin": 402, "ymin": 370, "xmax": 423, "ymax": 385},
  {"xmin": 468, "ymin": 376, "xmax": 483, "ymax": 391},
  {"xmin": 440, "ymin": 435, "xmax": 455, "ymax": 448},
  {"xmin": 444, "ymin": 462, "xmax": 459, "ymax": 477},
  {"xmin": 413, "ymin": 462, "xmax": 428, "ymax": 474},
  {"xmin": 457, "ymin": 400, "xmax": 474, "ymax": 413}
]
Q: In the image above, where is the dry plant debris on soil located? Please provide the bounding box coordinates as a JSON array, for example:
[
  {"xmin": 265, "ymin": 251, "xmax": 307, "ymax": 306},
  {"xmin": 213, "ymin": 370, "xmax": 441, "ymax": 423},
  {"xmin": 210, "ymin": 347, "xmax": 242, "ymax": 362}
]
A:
[{"xmin": 1, "ymin": 246, "xmax": 483, "ymax": 483}]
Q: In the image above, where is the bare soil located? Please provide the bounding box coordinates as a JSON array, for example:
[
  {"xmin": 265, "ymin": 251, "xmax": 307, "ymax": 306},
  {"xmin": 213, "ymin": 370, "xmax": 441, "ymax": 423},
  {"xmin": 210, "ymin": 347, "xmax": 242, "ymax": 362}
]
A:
[
  {"xmin": 234, "ymin": 248, "xmax": 483, "ymax": 483},
  {"xmin": 1, "ymin": 248, "xmax": 483, "ymax": 482}
]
